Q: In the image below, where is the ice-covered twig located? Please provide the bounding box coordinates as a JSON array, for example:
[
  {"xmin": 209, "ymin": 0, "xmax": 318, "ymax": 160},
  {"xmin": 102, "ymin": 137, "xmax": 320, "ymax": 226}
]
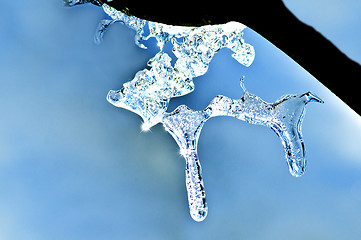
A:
[{"xmin": 105, "ymin": 17, "xmax": 255, "ymax": 128}]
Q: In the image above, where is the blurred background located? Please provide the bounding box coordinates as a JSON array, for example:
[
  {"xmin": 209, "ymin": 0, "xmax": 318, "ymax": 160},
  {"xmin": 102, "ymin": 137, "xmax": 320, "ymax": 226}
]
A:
[
  {"xmin": 284, "ymin": 0, "xmax": 361, "ymax": 65},
  {"xmin": 0, "ymin": 1, "xmax": 360, "ymax": 239}
]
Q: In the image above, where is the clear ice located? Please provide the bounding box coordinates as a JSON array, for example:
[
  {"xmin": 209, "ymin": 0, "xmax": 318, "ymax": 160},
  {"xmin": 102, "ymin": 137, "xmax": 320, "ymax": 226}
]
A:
[
  {"xmin": 163, "ymin": 79, "xmax": 323, "ymax": 221},
  {"xmin": 65, "ymin": 0, "xmax": 323, "ymax": 222},
  {"xmin": 104, "ymin": 6, "xmax": 255, "ymax": 128}
]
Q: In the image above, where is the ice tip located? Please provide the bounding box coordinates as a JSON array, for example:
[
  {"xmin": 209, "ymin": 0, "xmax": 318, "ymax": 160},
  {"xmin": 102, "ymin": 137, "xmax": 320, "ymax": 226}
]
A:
[
  {"xmin": 239, "ymin": 76, "xmax": 246, "ymax": 92},
  {"xmin": 303, "ymin": 92, "xmax": 324, "ymax": 104},
  {"xmin": 290, "ymin": 169, "xmax": 305, "ymax": 178},
  {"xmin": 94, "ymin": 33, "xmax": 102, "ymax": 45},
  {"xmin": 288, "ymin": 159, "xmax": 306, "ymax": 177},
  {"xmin": 191, "ymin": 209, "xmax": 208, "ymax": 222},
  {"xmin": 106, "ymin": 89, "xmax": 122, "ymax": 103}
]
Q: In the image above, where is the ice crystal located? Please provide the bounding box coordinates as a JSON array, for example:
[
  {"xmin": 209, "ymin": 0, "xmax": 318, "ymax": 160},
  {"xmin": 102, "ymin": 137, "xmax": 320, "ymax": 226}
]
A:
[{"xmin": 64, "ymin": 1, "xmax": 323, "ymax": 222}]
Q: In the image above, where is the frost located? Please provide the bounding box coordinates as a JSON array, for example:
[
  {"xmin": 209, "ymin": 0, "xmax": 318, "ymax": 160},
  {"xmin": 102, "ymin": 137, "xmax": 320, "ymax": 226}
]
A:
[{"xmin": 65, "ymin": 1, "xmax": 323, "ymax": 222}]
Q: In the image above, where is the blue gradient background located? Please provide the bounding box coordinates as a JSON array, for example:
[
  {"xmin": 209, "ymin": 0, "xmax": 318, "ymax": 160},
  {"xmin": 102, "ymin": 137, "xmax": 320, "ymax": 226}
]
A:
[
  {"xmin": 284, "ymin": 0, "xmax": 361, "ymax": 65},
  {"xmin": 0, "ymin": 1, "xmax": 361, "ymax": 239}
]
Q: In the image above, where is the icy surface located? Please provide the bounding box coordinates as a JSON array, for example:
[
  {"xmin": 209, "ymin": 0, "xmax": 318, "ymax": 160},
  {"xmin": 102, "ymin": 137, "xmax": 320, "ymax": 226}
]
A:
[{"xmin": 65, "ymin": 1, "xmax": 323, "ymax": 222}]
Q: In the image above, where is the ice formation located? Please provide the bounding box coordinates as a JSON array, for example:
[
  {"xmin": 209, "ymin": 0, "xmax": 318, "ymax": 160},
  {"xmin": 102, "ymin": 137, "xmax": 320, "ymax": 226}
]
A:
[
  {"xmin": 163, "ymin": 79, "xmax": 323, "ymax": 221},
  {"xmin": 102, "ymin": 6, "xmax": 255, "ymax": 128},
  {"xmin": 65, "ymin": 0, "xmax": 323, "ymax": 222}
]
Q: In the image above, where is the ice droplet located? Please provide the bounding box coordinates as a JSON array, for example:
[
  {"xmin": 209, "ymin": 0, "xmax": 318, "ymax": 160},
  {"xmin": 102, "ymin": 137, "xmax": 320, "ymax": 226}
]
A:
[{"xmin": 64, "ymin": 1, "xmax": 323, "ymax": 221}]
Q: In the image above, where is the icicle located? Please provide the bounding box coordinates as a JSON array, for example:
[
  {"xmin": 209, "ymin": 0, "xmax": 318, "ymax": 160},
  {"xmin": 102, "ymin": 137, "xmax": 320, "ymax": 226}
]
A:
[
  {"xmin": 208, "ymin": 80, "xmax": 324, "ymax": 177},
  {"xmin": 163, "ymin": 106, "xmax": 210, "ymax": 221},
  {"xmin": 162, "ymin": 81, "xmax": 322, "ymax": 220}
]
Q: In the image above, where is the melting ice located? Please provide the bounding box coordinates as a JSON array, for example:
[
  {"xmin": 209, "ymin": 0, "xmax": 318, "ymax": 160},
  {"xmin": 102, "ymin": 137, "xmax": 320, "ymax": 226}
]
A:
[{"xmin": 65, "ymin": 0, "xmax": 323, "ymax": 222}]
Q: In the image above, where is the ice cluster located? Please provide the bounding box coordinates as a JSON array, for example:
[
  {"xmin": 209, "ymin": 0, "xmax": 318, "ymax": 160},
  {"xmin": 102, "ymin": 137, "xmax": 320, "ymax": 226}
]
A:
[
  {"xmin": 101, "ymin": 4, "xmax": 255, "ymax": 128},
  {"xmin": 65, "ymin": 0, "xmax": 323, "ymax": 222}
]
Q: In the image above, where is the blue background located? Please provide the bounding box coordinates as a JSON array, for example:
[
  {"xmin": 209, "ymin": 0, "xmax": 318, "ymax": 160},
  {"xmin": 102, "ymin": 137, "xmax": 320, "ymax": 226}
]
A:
[{"xmin": 0, "ymin": 1, "xmax": 361, "ymax": 239}]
